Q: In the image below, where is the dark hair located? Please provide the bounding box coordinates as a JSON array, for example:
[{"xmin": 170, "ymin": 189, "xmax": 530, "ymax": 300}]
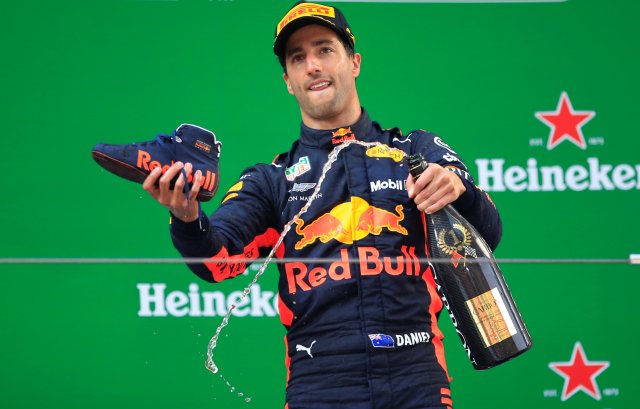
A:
[{"xmin": 278, "ymin": 36, "xmax": 355, "ymax": 74}]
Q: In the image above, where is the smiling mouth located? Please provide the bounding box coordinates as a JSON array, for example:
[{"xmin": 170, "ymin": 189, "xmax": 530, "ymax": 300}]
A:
[{"xmin": 309, "ymin": 80, "xmax": 331, "ymax": 91}]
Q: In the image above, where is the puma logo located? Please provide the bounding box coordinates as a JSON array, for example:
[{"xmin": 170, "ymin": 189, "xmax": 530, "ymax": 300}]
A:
[{"xmin": 295, "ymin": 340, "xmax": 317, "ymax": 358}]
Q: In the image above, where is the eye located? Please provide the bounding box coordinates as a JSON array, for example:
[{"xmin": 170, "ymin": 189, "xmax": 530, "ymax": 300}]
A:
[
  {"xmin": 319, "ymin": 47, "xmax": 333, "ymax": 54},
  {"xmin": 290, "ymin": 53, "xmax": 305, "ymax": 63}
]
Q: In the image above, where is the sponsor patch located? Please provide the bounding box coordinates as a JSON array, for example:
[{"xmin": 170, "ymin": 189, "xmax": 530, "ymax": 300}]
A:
[
  {"xmin": 296, "ymin": 340, "xmax": 317, "ymax": 358},
  {"xmin": 289, "ymin": 182, "xmax": 316, "ymax": 193},
  {"xmin": 434, "ymin": 136, "xmax": 456, "ymax": 153},
  {"xmin": 222, "ymin": 180, "xmax": 243, "ymax": 203},
  {"xmin": 396, "ymin": 331, "xmax": 431, "ymax": 347},
  {"xmin": 285, "ymin": 245, "xmax": 423, "ymax": 294},
  {"xmin": 286, "ymin": 156, "xmax": 311, "ymax": 181},
  {"xmin": 365, "ymin": 145, "xmax": 404, "ymax": 162},
  {"xmin": 369, "ymin": 334, "xmax": 395, "ymax": 348},
  {"xmin": 370, "ymin": 178, "xmax": 406, "ymax": 192},
  {"xmin": 331, "ymin": 127, "xmax": 356, "ymax": 144},
  {"xmin": 369, "ymin": 332, "xmax": 432, "ymax": 348},
  {"xmin": 292, "ymin": 197, "xmax": 407, "ymax": 250},
  {"xmin": 442, "ymin": 152, "xmax": 460, "ymax": 162},
  {"xmin": 277, "ymin": 3, "xmax": 336, "ymax": 35},
  {"xmin": 445, "ymin": 166, "xmax": 471, "ymax": 181}
]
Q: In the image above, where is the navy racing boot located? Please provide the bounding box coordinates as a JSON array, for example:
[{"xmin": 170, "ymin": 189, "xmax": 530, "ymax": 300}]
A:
[{"xmin": 92, "ymin": 124, "xmax": 221, "ymax": 202}]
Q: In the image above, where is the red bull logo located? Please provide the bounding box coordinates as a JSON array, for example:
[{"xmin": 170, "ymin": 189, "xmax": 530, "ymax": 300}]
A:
[
  {"xmin": 331, "ymin": 127, "xmax": 355, "ymax": 145},
  {"xmin": 293, "ymin": 213, "xmax": 345, "ymax": 250},
  {"xmin": 356, "ymin": 204, "xmax": 407, "ymax": 236},
  {"xmin": 293, "ymin": 197, "xmax": 407, "ymax": 250},
  {"xmin": 285, "ymin": 246, "xmax": 426, "ymax": 294},
  {"xmin": 331, "ymin": 127, "xmax": 351, "ymax": 138}
]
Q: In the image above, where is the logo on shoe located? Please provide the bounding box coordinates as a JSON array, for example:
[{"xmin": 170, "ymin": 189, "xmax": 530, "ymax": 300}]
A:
[
  {"xmin": 136, "ymin": 149, "xmax": 217, "ymax": 192},
  {"xmin": 194, "ymin": 139, "xmax": 212, "ymax": 153}
]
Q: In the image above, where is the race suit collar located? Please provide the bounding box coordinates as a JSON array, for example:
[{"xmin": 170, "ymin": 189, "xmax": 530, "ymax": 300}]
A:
[{"xmin": 298, "ymin": 108, "xmax": 375, "ymax": 149}]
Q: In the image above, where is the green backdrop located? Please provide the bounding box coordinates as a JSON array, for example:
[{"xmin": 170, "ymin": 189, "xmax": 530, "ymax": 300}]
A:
[{"xmin": 1, "ymin": 0, "xmax": 638, "ymax": 408}]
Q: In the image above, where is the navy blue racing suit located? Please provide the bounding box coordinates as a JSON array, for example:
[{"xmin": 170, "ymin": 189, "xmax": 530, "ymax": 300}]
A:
[{"xmin": 170, "ymin": 109, "xmax": 502, "ymax": 409}]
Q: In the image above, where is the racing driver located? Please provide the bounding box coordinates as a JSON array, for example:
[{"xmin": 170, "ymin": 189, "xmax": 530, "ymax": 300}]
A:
[{"xmin": 143, "ymin": 2, "xmax": 502, "ymax": 408}]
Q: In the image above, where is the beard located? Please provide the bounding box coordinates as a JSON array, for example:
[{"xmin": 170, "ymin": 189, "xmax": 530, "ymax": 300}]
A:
[
  {"xmin": 292, "ymin": 74, "xmax": 356, "ymax": 123},
  {"xmin": 299, "ymin": 94, "xmax": 344, "ymax": 120}
]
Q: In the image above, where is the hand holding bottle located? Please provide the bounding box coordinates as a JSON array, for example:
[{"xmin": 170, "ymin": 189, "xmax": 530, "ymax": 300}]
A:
[{"xmin": 406, "ymin": 162, "xmax": 466, "ymax": 214}]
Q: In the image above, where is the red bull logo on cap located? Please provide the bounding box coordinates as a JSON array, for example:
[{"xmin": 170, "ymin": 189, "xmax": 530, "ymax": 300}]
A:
[{"xmin": 293, "ymin": 197, "xmax": 407, "ymax": 250}]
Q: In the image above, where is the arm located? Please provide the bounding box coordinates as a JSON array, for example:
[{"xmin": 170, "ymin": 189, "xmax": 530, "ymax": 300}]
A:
[{"xmin": 143, "ymin": 162, "xmax": 281, "ymax": 282}]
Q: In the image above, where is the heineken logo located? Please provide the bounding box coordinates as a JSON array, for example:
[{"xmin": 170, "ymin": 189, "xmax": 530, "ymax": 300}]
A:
[
  {"xmin": 545, "ymin": 342, "xmax": 617, "ymax": 402},
  {"xmin": 476, "ymin": 157, "xmax": 639, "ymax": 192},
  {"xmin": 137, "ymin": 283, "xmax": 278, "ymax": 318},
  {"xmin": 535, "ymin": 91, "xmax": 595, "ymax": 151},
  {"xmin": 476, "ymin": 91, "xmax": 638, "ymax": 192}
]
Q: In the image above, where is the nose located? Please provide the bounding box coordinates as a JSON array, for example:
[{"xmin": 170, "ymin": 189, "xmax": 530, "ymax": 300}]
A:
[{"xmin": 305, "ymin": 55, "xmax": 321, "ymax": 75}]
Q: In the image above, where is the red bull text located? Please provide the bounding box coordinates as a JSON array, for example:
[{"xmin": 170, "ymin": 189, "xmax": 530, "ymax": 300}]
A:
[
  {"xmin": 136, "ymin": 149, "xmax": 216, "ymax": 192},
  {"xmin": 285, "ymin": 246, "xmax": 426, "ymax": 294}
]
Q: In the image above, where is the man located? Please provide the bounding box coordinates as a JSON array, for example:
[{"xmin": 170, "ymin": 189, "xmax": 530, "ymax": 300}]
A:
[{"xmin": 143, "ymin": 2, "xmax": 502, "ymax": 408}]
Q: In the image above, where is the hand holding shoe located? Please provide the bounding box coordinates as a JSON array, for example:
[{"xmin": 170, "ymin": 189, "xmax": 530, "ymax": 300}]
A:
[{"xmin": 143, "ymin": 162, "xmax": 202, "ymax": 222}]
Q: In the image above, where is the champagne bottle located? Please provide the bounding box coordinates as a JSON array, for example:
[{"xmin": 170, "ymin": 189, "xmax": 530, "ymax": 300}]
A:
[{"xmin": 407, "ymin": 153, "xmax": 532, "ymax": 369}]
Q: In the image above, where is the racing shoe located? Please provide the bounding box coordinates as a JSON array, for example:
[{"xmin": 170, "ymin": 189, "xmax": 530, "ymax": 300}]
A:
[{"xmin": 92, "ymin": 124, "xmax": 221, "ymax": 202}]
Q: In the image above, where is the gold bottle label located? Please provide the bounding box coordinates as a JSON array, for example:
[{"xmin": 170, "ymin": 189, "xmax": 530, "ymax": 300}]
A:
[{"xmin": 465, "ymin": 288, "xmax": 517, "ymax": 347}]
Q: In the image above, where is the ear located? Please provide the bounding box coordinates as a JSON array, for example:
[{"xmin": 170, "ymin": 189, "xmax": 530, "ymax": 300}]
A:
[
  {"xmin": 352, "ymin": 53, "xmax": 362, "ymax": 79},
  {"xmin": 283, "ymin": 72, "xmax": 294, "ymax": 95}
]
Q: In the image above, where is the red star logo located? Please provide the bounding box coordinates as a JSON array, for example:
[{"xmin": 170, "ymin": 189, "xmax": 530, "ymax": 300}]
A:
[
  {"xmin": 535, "ymin": 91, "xmax": 595, "ymax": 150},
  {"xmin": 549, "ymin": 342, "xmax": 610, "ymax": 401}
]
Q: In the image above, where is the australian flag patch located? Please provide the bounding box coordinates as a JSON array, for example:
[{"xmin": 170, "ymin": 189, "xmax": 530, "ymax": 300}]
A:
[{"xmin": 368, "ymin": 333, "xmax": 395, "ymax": 348}]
